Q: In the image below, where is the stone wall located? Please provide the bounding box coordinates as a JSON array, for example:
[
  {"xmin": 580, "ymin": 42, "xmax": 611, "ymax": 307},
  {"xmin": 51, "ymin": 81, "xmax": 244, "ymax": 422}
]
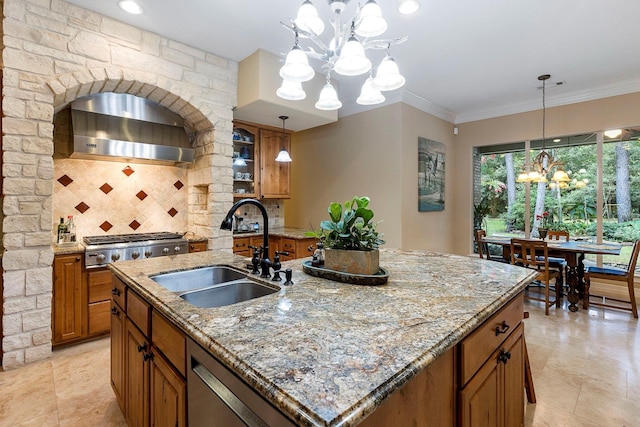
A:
[{"xmin": 1, "ymin": 0, "xmax": 238, "ymax": 368}]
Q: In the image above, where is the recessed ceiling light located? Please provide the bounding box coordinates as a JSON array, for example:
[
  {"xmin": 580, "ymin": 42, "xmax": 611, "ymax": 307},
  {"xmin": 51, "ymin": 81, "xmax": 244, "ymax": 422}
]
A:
[
  {"xmin": 398, "ymin": 0, "xmax": 420, "ymax": 15},
  {"xmin": 118, "ymin": 0, "xmax": 143, "ymax": 15}
]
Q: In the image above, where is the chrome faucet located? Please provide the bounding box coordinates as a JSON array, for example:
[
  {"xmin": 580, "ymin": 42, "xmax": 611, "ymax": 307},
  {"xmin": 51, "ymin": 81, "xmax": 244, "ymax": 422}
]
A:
[{"xmin": 221, "ymin": 199, "xmax": 272, "ymax": 278}]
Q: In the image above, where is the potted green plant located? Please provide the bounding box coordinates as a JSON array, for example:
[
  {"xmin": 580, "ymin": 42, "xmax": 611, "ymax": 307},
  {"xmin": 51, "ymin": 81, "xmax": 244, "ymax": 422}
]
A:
[{"xmin": 305, "ymin": 196, "xmax": 385, "ymax": 275}]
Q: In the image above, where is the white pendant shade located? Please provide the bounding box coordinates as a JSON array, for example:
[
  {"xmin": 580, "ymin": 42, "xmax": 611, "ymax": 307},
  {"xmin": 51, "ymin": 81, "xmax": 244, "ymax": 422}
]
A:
[
  {"xmin": 295, "ymin": 1, "xmax": 325, "ymax": 36},
  {"xmin": 373, "ymin": 55, "xmax": 405, "ymax": 91},
  {"xmin": 398, "ymin": 0, "xmax": 420, "ymax": 15},
  {"xmin": 355, "ymin": 0, "xmax": 387, "ymax": 37},
  {"xmin": 333, "ymin": 36, "xmax": 371, "ymax": 76},
  {"xmin": 315, "ymin": 82, "xmax": 342, "ymax": 110},
  {"xmin": 275, "ymin": 149, "xmax": 292, "ymax": 162},
  {"xmin": 356, "ymin": 77, "xmax": 385, "ymax": 105},
  {"xmin": 279, "ymin": 46, "xmax": 315, "ymax": 82},
  {"xmin": 276, "ymin": 79, "xmax": 306, "ymax": 100},
  {"xmin": 118, "ymin": 0, "xmax": 143, "ymax": 14}
]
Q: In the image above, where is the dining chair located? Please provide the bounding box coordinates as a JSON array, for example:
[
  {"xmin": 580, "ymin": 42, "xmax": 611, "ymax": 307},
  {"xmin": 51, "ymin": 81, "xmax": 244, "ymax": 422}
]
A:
[
  {"xmin": 583, "ymin": 240, "xmax": 639, "ymax": 318},
  {"xmin": 475, "ymin": 229, "xmax": 509, "ymax": 263},
  {"xmin": 544, "ymin": 230, "xmax": 570, "ymax": 290},
  {"xmin": 511, "ymin": 238, "xmax": 562, "ymax": 315}
]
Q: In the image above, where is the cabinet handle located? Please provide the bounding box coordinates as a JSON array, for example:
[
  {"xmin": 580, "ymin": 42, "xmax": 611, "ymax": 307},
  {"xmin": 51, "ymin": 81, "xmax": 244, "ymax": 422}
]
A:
[
  {"xmin": 138, "ymin": 343, "xmax": 148, "ymax": 353},
  {"xmin": 497, "ymin": 349, "xmax": 512, "ymax": 364},
  {"xmin": 111, "ymin": 288, "xmax": 121, "ymax": 296},
  {"xmin": 143, "ymin": 352, "xmax": 154, "ymax": 362},
  {"xmin": 75, "ymin": 257, "xmax": 81, "ymax": 262},
  {"xmin": 110, "ymin": 307, "xmax": 120, "ymax": 316},
  {"xmin": 236, "ymin": 243, "xmax": 246, "ymax": 248},
  {"xmin": 495, "ymin": 320, "xmax": 510, "ymax": 336}
]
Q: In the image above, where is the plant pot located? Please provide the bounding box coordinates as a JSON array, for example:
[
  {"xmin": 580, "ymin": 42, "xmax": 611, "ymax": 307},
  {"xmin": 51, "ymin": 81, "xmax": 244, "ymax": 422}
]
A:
[
  {"xmin": 538, "ymin": 228, "xmax": 548, "ymax": 240},
  {"xmin": 324, "ymin": 248, "xmax": 380, "ymax": 275}
]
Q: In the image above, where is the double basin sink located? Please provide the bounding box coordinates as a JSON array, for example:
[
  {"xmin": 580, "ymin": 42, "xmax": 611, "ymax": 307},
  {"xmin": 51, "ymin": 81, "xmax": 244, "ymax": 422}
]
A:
[{"xmin": 150, "ymin": 266, "xmax": 278, "ymax": 308}]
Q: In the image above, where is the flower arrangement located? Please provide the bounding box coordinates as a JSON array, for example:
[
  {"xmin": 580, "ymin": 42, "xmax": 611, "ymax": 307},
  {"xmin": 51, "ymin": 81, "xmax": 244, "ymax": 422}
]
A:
[{"xmin": 536, "ymin": 211, "xmax": 549, "ymax": 229}]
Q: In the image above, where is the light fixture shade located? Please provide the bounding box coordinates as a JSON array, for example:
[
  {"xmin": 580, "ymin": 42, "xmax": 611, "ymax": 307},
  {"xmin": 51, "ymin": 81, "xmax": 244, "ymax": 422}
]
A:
[
  {"xmin": 356, "ymin": 0, "xmax": 388, "ymax": 37},
  {"xmin": 279, "ymin": 46, "xmax": 315, "ymax": 82},
  {"xmin": 315, "ymin": 82, "xmax": 342, "ymax": 110},
  {"xmin": 295, "ymin": 0, "xmax": 325, "ymax": 36},
  {"xmin": 604, "ymin": 129, "xmax": 622, "ymax": 139},
  {"xmin": 516, "ymin": 172, "xmax": 530, "ymax": 182},
  {"xmin": 551, "ymin": 169, "xmax": 571, "ymax": 182},
  {"xmin": 398, "ymin": 0, "xmax": 420, "ymax": 15},
  {"xmin": 334, "ymin": 36, "xmax": 371, "ymax": 76},
  {"xmin": 356, "ymin": 77, "xmax": 385, "ymax": 105},
  {"xmin": 275, "ymin": 148, "xmax": 292, "ymax": 162},
  {"xmin": 373, "ymin": 55, "xmax": 405, "ymax": 91},
  {"xmin": 276, "ymin": 79, "xmax": 307, "ymax": 100}
]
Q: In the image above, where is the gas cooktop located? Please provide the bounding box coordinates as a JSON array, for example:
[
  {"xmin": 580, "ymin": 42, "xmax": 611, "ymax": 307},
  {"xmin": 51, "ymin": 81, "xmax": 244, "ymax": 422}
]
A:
[{"xmin": 83, "ymin": 232, "xmax": 184, "ymax": 245}]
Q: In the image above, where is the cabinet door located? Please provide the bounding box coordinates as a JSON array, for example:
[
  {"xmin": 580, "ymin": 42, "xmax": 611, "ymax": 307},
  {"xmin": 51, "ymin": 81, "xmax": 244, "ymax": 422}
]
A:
[
  {"xmin": 110, "ymin": 301, "xmax": 126, "ymax": 413},
  {"xmin": 233, "ymin": 123, "xmax": 259, "ymax": 198},
  {"xmin": 459, "ymin": 352, "xmax": 500, "ymax": 427},
  {"xmin": 150, "ymin": 348, "xmax": 186, "ymax": 427},
  {"xmin": 503, "ymin": 324, "xmax": 524, "ymax": 427},
  {"xmin": 125, "ymin": 319, "xmax": 151, "ymax": 427},
  {"xmin": 259, "ymin": 129, "xmax": 290, "ymax": 199},
  {"xmin": 88, "ymin": 268, "xmax": 112, "ymax": 336},
  {"xmin": 52, "ymin": 254, "xmax": 85, "ymax": 345}
]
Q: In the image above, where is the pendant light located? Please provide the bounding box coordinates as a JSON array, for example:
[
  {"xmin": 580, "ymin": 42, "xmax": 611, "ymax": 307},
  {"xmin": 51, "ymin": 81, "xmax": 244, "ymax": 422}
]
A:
[{"xmin": 275, "ymin": 115, "xmax": 292, "ymax": 163}]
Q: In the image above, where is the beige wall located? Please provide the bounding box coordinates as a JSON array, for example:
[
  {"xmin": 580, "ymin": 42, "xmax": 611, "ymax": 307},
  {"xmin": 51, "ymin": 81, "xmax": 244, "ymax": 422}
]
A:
[
  {"xmin": 450, "ymin": 91, "xmax": 640, "ymax": 255},
  {"xmin": 285, "ymin": 103, "xmax": 456, "ymax": 252}
]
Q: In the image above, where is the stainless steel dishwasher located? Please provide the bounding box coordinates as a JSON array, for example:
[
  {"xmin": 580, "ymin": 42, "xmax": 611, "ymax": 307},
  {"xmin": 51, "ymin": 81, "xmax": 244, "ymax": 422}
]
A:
[{"xmin": 187, "ymin": 338, "xmax": 296, "ymax": 427}]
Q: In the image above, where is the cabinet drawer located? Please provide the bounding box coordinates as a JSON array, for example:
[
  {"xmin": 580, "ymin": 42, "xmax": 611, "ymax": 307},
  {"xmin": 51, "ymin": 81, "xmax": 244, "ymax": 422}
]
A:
[
  {"xmin": 459, "ymin": 293, "xmax": 524, "ymax": 386},
  {"xmin": 233, "ymin": 237, "xmax": 250, "ymax": 253},
  {"xmin": 127, "ymin": 289, "xmax": 151, "ymax": 337},
  {"xmin": 281, "ymin": 238, "xmax": 296, "ymax": 255},
  {"xmin": 152, "ymin": 311, "xmax": 186, "ymax": 376},
  {"xmin": 89, "ymin": 300, "xmax": 111, "ymax": 335},
  {"xmin": 189, "ymin": 242, "xmax": 207, "ymax": 253},
  {"xmin": 111, "ymin": 276, "xmax": 126, "ymax": 310},
  {"xmin": 88, "ymin": 269, "xmax": 113, "ymax": 303}
]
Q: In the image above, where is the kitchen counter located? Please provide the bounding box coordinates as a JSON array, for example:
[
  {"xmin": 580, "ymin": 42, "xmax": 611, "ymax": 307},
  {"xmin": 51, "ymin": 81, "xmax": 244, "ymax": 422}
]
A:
[{"xmin": 109, "ymin": 248, "xmax": 536, "ymax": 426}]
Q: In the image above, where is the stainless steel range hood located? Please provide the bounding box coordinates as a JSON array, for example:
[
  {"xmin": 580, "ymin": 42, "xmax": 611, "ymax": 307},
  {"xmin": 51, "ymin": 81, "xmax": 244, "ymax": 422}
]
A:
[{"xmin": 68, "ymin": 93, "xmax": 194, "ymax": 165}]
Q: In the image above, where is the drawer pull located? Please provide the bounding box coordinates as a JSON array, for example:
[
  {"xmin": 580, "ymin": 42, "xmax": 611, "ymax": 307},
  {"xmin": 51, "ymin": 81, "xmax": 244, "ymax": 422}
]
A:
[
  {"xmin": 111, "ymin": 307, "xmax": 120, "ymax": 316},
  {"xmin": 138, "ymin": 343, "xmax": 148, "ymax": 353},
  {"xmin": 495, "ymin": 320, "xmax": 510, "ymax": 336},
  {"xmin": 497, "ymin": 349, "xmax": 512, "ymax": 364},
  {"xmin": 236, "ymin": 243, "xmax": 246, "ymax": 248},
  {"xmin": 111, "ymin": 288, "xmax": 121, "ymax": 296}
]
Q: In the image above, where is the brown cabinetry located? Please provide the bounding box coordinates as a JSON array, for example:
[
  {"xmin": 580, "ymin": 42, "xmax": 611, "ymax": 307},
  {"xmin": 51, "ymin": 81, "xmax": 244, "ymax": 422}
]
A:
[
  {"xmin": 233, "ymin": 120, "xmax": 291, "ymax": 200},
  {"xmin": 458, "ymin": 294, "xmax": 525, "ymax": 427},
  {"xmin": 53, "ymin": 255, "xmax": 112, "ymax": 347},
  {"xmin": 111, "ymin": 276, "xmax": 186, "ymax": 427},
  {"xmin": 280, "ymin": 237, "xmax": 317, "ymax": 261},
  {"xmin": 232, "ymin": 235, "xmax": 316, "ymax": 260},
  {"xmin": 53, "ymin": 254, "xmax": 84, "ymax": 345},
  {"xmin": 188, "ymin": 241, "xmax": 207, "ymax": 253}
]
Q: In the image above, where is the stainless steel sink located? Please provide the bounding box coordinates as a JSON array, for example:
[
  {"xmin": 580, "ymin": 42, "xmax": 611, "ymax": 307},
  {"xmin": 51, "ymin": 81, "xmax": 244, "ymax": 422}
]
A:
[
  {"xmin": 150, "ymin": 266, "xmax": 247, "ymax": 292},
  {"xmin": 179, "ymin": 280, "xmax": 278, "ymax": 308}
]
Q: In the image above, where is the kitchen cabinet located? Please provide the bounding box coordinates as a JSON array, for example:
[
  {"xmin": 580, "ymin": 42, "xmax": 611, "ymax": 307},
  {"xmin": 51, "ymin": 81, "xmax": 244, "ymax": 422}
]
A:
[
  {"xmin": 53, "ymin": 256, "xmax": 112, "ymax": 348},
  {"xmin": 458, "ymin": 294, "xmax": 525, "ymax": 427},
  {"xmin": 233, "ymin": 120, "xmax": 291, "ymax": 200},
  {"xmin": 232, "ymin": 123, "xmax": 258, "ymax": 198},
  {"xmin": 232, "ymin": 235, "xmax": 314, "ymax": 260},
  {"xmin": 53, "ymin": 254, "xmax": 84, "ymax": 345},
  {"xmin": 259, "ymin": 128, "xmax": 290, "ymax": 199},
  {"xmin": 188, "ymin": 241, "xmax": 207, "ymax": 253},
  {"xmin": 111, "ymin": 275, "xmax": 186, "ymax": 427},
  {"xmin": 279, "ymin": 237, "xmax": 317, "ymax": 261}
]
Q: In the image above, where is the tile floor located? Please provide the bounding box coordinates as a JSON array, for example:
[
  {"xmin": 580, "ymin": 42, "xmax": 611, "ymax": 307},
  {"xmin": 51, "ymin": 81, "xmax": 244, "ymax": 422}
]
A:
[{"xmin": 0, "ymin": 299, "xmax": 638, "ymax": 426}]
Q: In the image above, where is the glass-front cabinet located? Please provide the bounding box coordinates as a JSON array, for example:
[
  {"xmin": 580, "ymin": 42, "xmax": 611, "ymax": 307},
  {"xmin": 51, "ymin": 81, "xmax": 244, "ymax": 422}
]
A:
[{"xmin": 232, "ymin": 124, "xmax": 258, "ymax": 198}]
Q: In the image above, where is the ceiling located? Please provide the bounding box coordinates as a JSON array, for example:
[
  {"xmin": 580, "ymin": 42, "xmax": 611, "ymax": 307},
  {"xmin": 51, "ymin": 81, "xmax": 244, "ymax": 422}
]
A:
[{"xmin": 66, "ymin": 0, "xmax": 640, "ymax": 125}]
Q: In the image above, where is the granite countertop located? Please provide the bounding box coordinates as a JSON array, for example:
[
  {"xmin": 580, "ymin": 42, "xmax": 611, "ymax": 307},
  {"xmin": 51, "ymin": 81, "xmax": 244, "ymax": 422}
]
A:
[
  {"xmin": 233, "ymin": 226, "xmax": 312, "ymax": 239},
  {"xmin": 109, "ymin": 248, "xmax": 536, "ymax": 427}
]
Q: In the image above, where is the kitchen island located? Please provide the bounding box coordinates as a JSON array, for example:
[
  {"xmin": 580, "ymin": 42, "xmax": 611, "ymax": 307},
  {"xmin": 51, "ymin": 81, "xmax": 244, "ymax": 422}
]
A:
[{"xmin": 109, "ymin": 248, "xmax": 537, "ymax": 426}]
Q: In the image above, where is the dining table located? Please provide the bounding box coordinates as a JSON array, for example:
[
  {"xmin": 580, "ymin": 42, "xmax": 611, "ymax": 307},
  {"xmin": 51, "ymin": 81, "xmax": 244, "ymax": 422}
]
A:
[{"xmin": 480, "ymin": 235, "xmax": 622, "ymax": 312}]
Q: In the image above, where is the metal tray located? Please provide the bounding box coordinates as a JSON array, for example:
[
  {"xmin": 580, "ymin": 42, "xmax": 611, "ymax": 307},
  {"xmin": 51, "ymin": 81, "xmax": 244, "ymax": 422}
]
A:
[{"xmin": 301, "ymin": 260, "xmax": 389, "ymax": 286}]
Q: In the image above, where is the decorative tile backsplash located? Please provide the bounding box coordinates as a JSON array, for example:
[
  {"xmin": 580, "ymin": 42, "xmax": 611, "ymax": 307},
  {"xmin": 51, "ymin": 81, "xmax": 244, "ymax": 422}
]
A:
[{"xmin": 53, "ymin": 159, "xmax": 189, "ymax": 240}]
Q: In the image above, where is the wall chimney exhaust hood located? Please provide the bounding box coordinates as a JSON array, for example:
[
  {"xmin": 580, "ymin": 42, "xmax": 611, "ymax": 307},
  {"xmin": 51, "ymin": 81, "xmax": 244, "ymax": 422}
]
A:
[{"xmin": 69, "ymin": 92, "xmax": 194, "ymax": 165}]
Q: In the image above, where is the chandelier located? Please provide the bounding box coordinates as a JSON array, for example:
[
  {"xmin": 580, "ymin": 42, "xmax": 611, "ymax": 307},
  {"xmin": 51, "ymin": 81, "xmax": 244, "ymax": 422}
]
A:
[
  {"xmin": 277, "ymin": 0, "xmax": 410, "ymax": 111},
  {"xmin": 517, "ymin": 74, "xmax": 570, "ymax": 184}
]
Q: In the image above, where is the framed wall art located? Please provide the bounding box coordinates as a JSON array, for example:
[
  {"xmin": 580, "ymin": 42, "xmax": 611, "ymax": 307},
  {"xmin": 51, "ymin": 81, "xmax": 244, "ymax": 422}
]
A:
[{"xmin": 418, "ymin": 137, "xmax": 445, "ymax": 212}]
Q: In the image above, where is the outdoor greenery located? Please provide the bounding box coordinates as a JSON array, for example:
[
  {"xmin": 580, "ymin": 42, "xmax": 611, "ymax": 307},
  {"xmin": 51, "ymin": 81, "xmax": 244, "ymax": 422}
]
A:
[
  {"xmin": 305, "ymin": 196, "xmax": 385, "ymax": 251},
  {"xmin": 479, "ymin": 139, "xmax": 640, "ymax": 243}
]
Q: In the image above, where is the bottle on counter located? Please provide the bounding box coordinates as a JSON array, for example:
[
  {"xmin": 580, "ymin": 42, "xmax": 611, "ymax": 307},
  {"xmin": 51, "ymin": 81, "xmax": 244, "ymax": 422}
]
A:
[
  {"xmin": 56, "ymin": 217, "xmax": 67, "ymax": 244},
  {"xmin": 66, "ymin": 215, "xmax": 76, "ymax": 242},
  {"xmin": 315, "ymin": 242, "xmax": 325, "ymax": 266}
]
